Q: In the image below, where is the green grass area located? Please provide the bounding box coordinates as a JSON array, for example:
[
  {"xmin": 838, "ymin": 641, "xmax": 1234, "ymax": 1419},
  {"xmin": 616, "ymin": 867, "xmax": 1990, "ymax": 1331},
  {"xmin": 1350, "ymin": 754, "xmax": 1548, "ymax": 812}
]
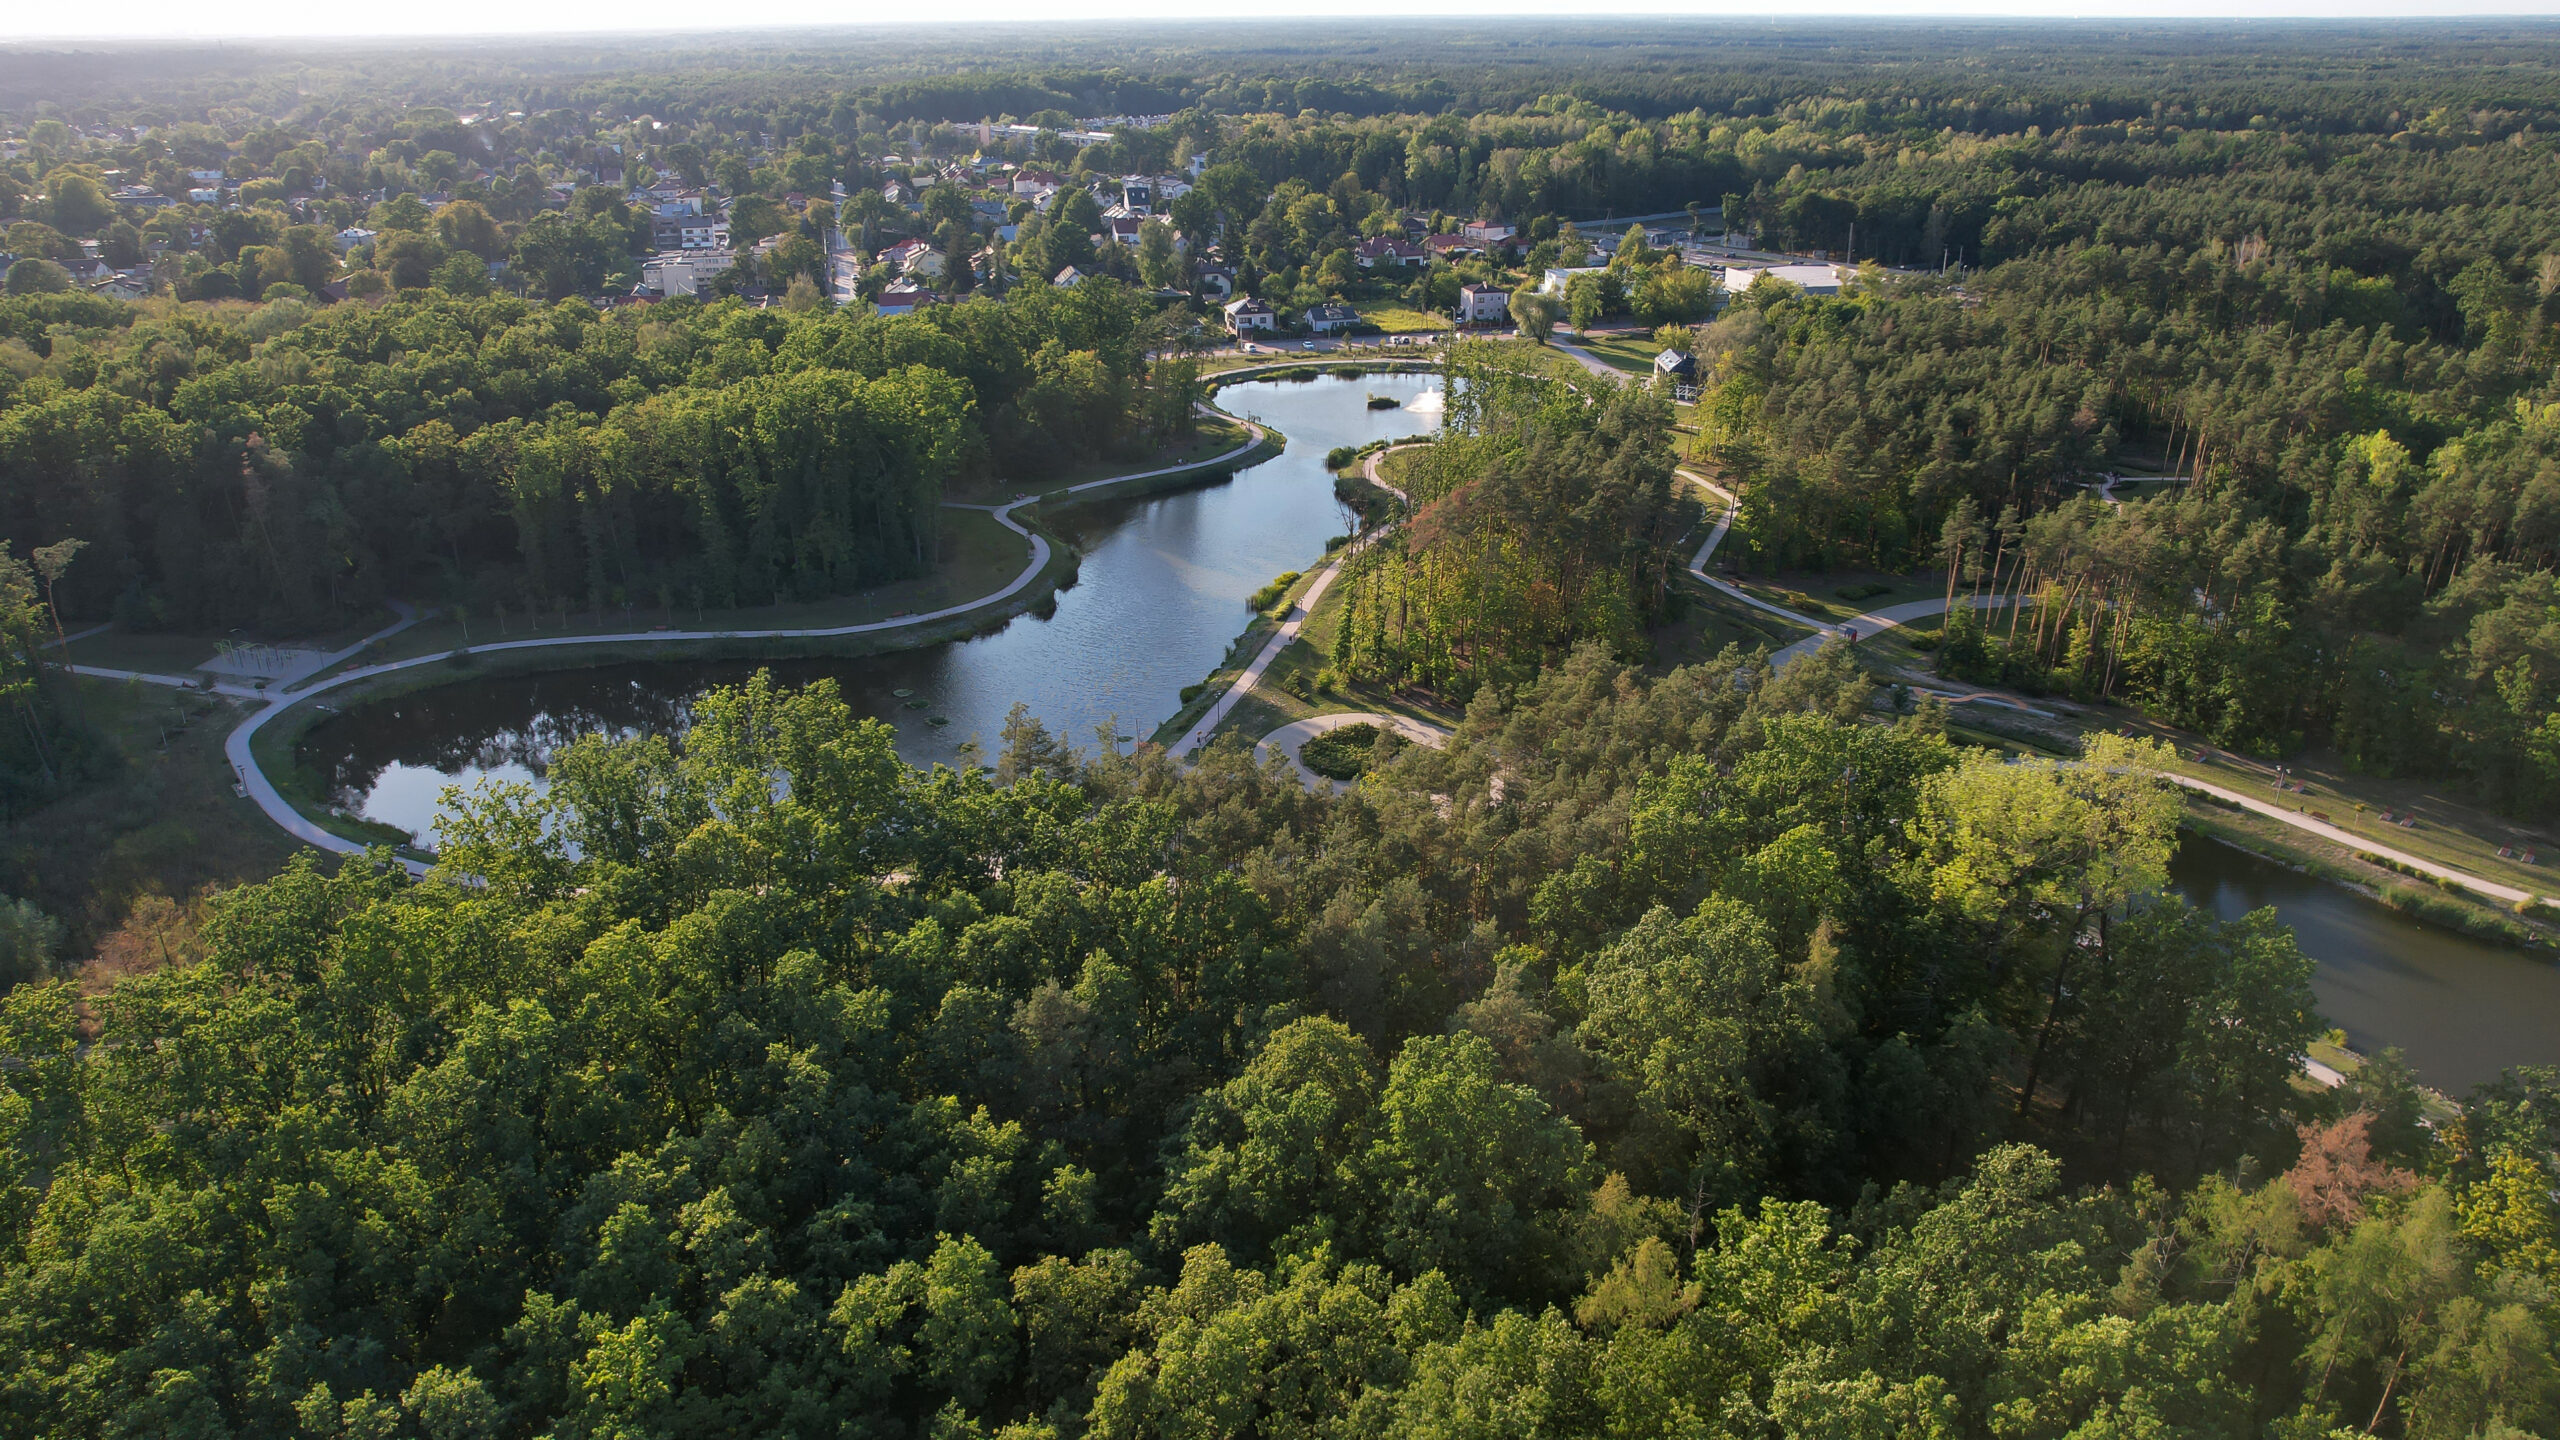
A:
[
  {"xmin": 1571, "ymin": 334, "xmax": 1669, "ymax": 375},
  {"xmin": 2151, "ymin": 743, "xmax": 2557, "ymax": 907},
  {"xmin": 0, "ymin": 676, "xmax": 299, "ymax": 961},
  {"xmin": 348, "ymin": 507, "xmax": 1035, "ymax": 671},
  {"xmin": 1360, "ymin": 305, "xmax": 1454, "ymax": 334},
  {"xmin": 949, "ymin": 418, "xmax": 1255, "ymax": 505},
  {"xmin": 1731, "ymin": 570, "xmax": 1947, "ymax": 623}
]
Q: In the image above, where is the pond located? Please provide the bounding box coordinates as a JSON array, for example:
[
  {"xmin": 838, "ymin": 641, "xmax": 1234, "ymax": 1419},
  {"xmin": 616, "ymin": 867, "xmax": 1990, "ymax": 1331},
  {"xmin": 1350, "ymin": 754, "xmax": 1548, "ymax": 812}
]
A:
[
  {"xmin": 2169, "ymin": 833, "xmax": 2560, "ymax": 1094},
  {"xmin": 298, "ymin": 371, "xmax": 1443, "ymax": 846}
]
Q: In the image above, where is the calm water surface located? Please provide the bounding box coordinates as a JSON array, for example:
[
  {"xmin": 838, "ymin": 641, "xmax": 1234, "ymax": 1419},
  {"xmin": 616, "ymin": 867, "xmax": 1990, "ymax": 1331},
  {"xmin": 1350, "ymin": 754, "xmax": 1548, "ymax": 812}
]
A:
[
  {"xmin": 300, "ymin": 373, "xmax": 2560, "ymax": 1092},
  {"xmin": 300, "ymin": 373, "xmax": 1442, "ymax": 843},
  {"xmin": 2169, "ymin": 835, "xmax": 2560, "ymax": 1093}
]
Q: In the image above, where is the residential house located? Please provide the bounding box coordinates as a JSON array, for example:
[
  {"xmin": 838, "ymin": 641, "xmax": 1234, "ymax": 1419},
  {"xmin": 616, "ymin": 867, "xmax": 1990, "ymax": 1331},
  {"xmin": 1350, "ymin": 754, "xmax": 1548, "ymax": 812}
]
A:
[
  {"xmin": 1103, "ymin": 216, "xmax": 1145, "ymax": 248},
  {"xmin": 875, "ymin": 285, "xmax": 937, "ymax": 316},
  {"xmin": 639, "ymin": 248, "xmax": 738, "ymax": 298},
  {"xmin": 1052, "ymin": 266, "xmax": 1087, "ymax": 287},
  {"xmin": 333, "ymin": 226, "xmax": 378, "ymax": 253},
  {"xmin": 1653, "ymin": 349, "xmax": 1700, "ymax": 401},
  {"xmin": 1461, "ymin": 220, "xmax": 1516, "ymax": 245},
  {"xmin": 1195, "ymin": 265, "xmax": 1237, "ymax": 301},
  {"xmin": 1422, "ymin": 234, "xmax": 1484, "ymax": 263},
  {"xmin": 1456, "ymin": 282, "xmax": 1510, "ymax": 325},
  {"xmin": 882, "ymin": 179, "xmax": 916, "ymax": 208},
  {"xmin": 1011, "ymin": 169, "xmax": 1063, "ymax": 197},
  {"xmin": 651, "ymin": 213, "xmax": 727, "ymax": 251},
  {"xmin": 1303, "ymin": 301, "xmax": 1361, "ymax": 335},
  {"xmin": 1354, "ymin": 235, "xmax": 1425, "ymax": 268},
  {"xmin": 1539, "ymin": 266, "xmax": 1608, "ymax": 295},
  {"xmin": 1223, "ymin": 295, "xmax": 1276, "ymax": 335},
  {"xmin": 880, "ymin": 238, "xmax": 945, "ymax": 280}
]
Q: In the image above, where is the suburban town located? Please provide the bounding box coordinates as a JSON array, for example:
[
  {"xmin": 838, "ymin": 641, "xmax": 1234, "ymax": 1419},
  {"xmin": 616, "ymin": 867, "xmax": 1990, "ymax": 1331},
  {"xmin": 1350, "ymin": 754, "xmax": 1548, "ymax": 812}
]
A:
[{"xmin": 1, "ymin": 18, "xmax": 2558, "ymax": 1440}]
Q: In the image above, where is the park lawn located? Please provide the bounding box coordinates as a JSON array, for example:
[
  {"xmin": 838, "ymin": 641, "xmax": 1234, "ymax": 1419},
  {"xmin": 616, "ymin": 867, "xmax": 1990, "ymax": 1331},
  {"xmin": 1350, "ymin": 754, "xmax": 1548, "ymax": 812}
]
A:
[
  {"xmin": 1574, "ymin": 334, "xmax": 1669, "ymax": 375},
  {"xmin": 0, "ymin": 676, "xmax": 299, "ymax": 963},
  {"xmin": 1728, "ymin": 570, "xmax": 1948, "ymax": 624},
  {"xmin": 1656, "ymin": 578, "xmax": 1805, "ymax": 663},
  {"xmin": 1360, "ymin": 306, "xmax": 1453, "ymax": 334},
  {"xmin": 350, "ymin": 506, "xmax": 1035, "ymax": 670},
  {"xmin": 59, "ymin": 605, "xmax": 413, "ymax": 680}
]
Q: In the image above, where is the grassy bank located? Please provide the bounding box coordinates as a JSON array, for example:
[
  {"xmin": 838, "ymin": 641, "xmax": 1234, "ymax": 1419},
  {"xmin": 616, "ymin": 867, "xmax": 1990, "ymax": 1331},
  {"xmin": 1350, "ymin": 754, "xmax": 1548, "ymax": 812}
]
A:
[
  {"xmin": 0, "ymin": 676, "xmax": 298, "ymax": 956},
  {"xmin": 2180, "ymin": 797, "xmax": 2553, "ymax": 950}
]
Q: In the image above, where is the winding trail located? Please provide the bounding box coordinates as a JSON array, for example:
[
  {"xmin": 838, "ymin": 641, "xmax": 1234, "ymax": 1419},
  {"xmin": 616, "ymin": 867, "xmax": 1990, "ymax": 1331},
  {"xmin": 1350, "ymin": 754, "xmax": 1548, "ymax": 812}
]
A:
[
  {"xmin": 1168, "ymin": 441, "xmax": 1418, "ymax": 760},
  {"xmin": 77, "ymin": 413, "xmax": 1272, "ymax": 872},
  {"xmin": 1675, "ymin": 471, "xmax": 2545, "ymax": 909}
]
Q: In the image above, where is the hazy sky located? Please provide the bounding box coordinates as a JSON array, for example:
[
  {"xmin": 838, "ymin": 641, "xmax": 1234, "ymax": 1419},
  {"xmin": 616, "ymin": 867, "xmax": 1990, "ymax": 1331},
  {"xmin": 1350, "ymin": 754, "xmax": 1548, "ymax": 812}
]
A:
[{"xmin": 6, "ymin": 0, "xmax": 2557, "ymax": 41}]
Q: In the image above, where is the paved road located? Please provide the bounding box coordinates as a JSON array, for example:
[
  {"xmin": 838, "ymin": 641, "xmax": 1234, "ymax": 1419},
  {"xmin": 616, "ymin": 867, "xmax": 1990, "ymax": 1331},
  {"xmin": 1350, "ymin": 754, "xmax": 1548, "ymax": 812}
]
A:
[{"xmin": 1679, "ymin": 471, "xmax": 2544, "ymax": 908}]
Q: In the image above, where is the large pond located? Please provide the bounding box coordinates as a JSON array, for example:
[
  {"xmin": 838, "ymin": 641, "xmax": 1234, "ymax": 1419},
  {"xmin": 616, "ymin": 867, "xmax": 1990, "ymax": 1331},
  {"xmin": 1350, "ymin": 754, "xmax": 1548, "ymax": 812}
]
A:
[
  {"xmin": 298, "ymin": 371, "xmax": 1443, "ymax": 844},
  {"xmin": 296, "ymin": 369, "xmax": 2560, "ymax": 1094},
  {"xmin": 2169, "ymin": 835, "xmax": 2560, "ymax": 1093}
]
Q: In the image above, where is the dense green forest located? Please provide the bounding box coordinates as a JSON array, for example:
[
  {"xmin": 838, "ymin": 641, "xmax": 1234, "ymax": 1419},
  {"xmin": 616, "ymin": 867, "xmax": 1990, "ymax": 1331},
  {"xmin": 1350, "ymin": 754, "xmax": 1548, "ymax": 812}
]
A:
[
  {"xmin": 0, "ymin": 284, "xmax": 1187, "ymax": 629},
  {"xmin": 2, "ymin": 24, "xmax": 2560, "ymax": 1440},
  {"xmin": 1, "ymin": 657, "xmax": 2552, "ymax": 1438}
]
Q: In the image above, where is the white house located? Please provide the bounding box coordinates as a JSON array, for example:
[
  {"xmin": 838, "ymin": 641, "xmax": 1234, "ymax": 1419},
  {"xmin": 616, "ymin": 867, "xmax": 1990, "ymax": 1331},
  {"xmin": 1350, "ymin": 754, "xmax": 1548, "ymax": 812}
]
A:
[
  {"xmin": 640, "ymin": 248, "xmax": 738, "ymax": 297},
  {"xmin": 334, "ymin": 226, "xmax": 379, "ymax": 253},
  {"xmin": 1223, "ymin": 295, "xmax": 1276, "ymax": 335},
  {"xmin": 1303, "ymin": 301, "xmax": 1361, "ymax": 335},
  {"xmin": 1539, "ymin": 266, "xmax": 1608, "ymax": 296},
  {"xmin": 1053, "ymin": 266, "xmax": 1087, "ymax": 287},
  {"xmin": 1457, "ymin": 282, "xmax": 1510, "ymax": 325}
]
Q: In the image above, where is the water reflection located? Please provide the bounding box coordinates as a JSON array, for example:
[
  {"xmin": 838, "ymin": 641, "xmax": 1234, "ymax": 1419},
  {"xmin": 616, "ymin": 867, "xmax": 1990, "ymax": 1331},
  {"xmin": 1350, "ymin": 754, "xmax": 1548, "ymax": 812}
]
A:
[
  {"xmin": 2169, "ymin": 833, "xmax": 2560, "ymax": 1092},
  {"xmin": 302, "ymin": 372, "xmax": 1444, "ymax": 844}
]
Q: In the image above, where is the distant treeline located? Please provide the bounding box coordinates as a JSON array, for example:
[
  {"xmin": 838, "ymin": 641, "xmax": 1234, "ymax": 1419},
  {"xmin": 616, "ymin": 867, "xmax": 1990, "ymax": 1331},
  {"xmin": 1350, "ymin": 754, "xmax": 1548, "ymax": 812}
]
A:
[{"xmin": 0, "ymin": 282, "xmax": 1194, "ymax": 630}]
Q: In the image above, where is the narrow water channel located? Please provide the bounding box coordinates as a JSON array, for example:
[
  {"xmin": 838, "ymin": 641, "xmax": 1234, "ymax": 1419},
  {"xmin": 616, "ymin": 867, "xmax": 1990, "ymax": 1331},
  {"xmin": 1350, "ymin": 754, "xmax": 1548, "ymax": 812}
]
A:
[
  {"xmin": 2169, "ymin": 834, "xmax": 2560, "ymax": 1093},
  {"xmin": 298, "ymin": 372, "xmax": 1443, "ymax": 845}
]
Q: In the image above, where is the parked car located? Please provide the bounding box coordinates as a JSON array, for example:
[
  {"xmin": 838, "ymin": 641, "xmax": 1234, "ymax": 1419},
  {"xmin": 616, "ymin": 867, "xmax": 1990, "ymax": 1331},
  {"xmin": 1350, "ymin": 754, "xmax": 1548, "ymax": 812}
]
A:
[{"xmin": 1301, "ymin": 340, "xmax": 1317, "ymax": 351}]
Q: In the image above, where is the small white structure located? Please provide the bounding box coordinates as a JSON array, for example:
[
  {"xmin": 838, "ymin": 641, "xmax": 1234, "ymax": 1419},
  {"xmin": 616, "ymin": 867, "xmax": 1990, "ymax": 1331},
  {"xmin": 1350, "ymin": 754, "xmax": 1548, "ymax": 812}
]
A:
[
  {"xmin": 1538, "ymin": 266, "xmax": 1607, "ymax": 296},
  {"xmin": 1720, "ymin": 263, "xmax": 1847, "ymax": 296}
]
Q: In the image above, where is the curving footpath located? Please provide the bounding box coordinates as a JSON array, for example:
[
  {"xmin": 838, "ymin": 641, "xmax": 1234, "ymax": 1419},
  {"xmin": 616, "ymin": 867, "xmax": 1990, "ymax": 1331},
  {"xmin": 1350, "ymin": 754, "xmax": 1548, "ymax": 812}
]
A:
[
  {"xmin": 72, "ymin": 412, "xmax": 1272, "ymax": 872},
  {"xmin": 1168, "ymin": 442, "xmax": 1419, "ymax": 761},
  {"xmin": 1679, "ymin": 471, "xmax": 2544, "ymax": 910},
  {"xmin": 1255, "ymin": 711, "xmax": 1453, "ymax": 791}
]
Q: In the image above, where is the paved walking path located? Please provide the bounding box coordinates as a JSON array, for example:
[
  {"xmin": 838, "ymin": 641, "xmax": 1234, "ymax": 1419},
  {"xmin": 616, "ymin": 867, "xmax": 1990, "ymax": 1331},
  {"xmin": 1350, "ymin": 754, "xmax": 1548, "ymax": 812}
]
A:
[
  {"xmin": 1169, "ymin": 443, "xmax": 1416, "ymax": 761},
  {"xmin": 70, "ymin": 412, "xmax": 1271, "ymax": 872},
  {"xmin": 1677, "ymin": 471, "xmax": 2543, "ymax": 909},
  {"xmin": 1255, "ymin": 711, "xmax": 1452, "ymax": 791}
]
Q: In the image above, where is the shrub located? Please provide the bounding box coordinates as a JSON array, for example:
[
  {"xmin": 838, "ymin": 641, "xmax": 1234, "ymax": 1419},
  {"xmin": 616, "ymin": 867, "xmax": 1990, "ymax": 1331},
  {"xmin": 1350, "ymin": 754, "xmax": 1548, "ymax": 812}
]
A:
[
  {"xmin": 1248, "ymin": 571, "xmax": 1304, "ymax": 612},
  {"xmin": 1299, "ymin": 722, "xmax": 1407, "ymax": 781},
  {"xmin": 1325, "ymin": 445, "xmax": 1359, "ymax": 470}
]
